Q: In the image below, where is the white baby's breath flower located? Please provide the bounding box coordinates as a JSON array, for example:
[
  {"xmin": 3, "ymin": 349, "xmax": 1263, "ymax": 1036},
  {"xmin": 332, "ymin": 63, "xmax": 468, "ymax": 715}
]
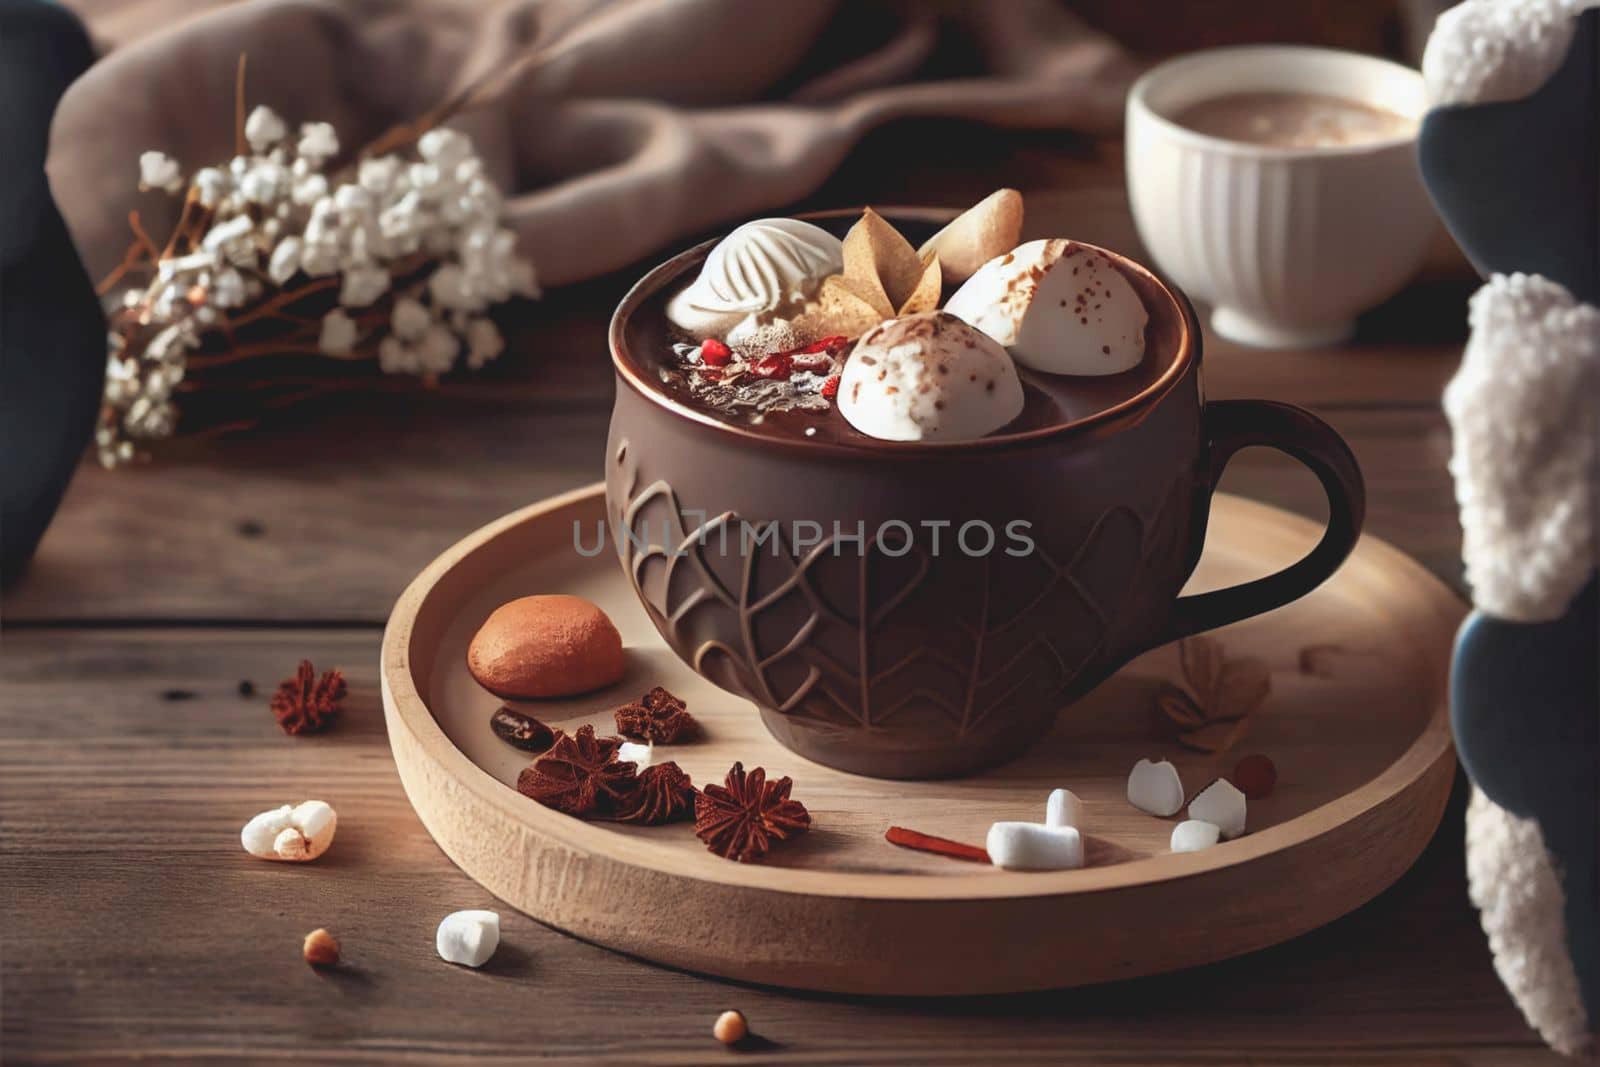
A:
[
  {"xmin": 244, "ymin": 106, "xmax": 288, "ymax": 151},
  {"xmin": 319, "ymin": 309, "xmax": 359, "ymax": 355},
  {"xmin": 465, "ymin": 317, "xmax": 504, "ymax": 368},
  {"xmin": 210, "ymin": 268, "xmax": 247, "ymax": 309},
  {"xmin": 292, "ymin": 173, "xmax": 329, "ymax": 206},
  {"xmin": 407, "ymin": 162, "xmax": 443, "ymax": 193},
  {"xmin": 300, "ymin": 238, "xmax": 339, "ymax": 277},
  {"xmin": 192, "ymin": 166, "xmax": 230, "ymax": 207},
  {"xmin": 333, "ymin": 182, "xmax": 374, "ymax": 215},
  {"xmin": 378, "ymin": 336, "xmax": 418, "ymax": 374},
  {"xmin": 297, "ymin": 121, "xmax": 339, "ymax": 162},
  {"xmin": 418, "ymin": 128, "xmax": 471, "ymax": 168},
  {"xmin": 228, "ymin": 155, "xmax": 250, "ymax": 179},
  {"xmin": 239, "ymin": 160, "xmax": 289, "ymax": 204},
  {"xmin": 139, "ymin": 151, "xmax": 183, "ymax": 193},
  {"xmin": 121, "ymin": 288, "xmax": 145, "ymax": 309},
  {"xmin": 339, "ymin": 265, "xmax": 390, "ymax": 308},
  {"xmin": 357, "ymin": 157, "xmax": 402, "ymax": 195},
  {"xmin": 427, "ymin": 263, "xmax": 476, "ymax": 311},
  {"xmin": 454, "ymin": 157, "xmax": 484, "ymax": 184},
  {"xmin": 268, "ymin": 237, "xmax": 303, "ymax": 286},
  {"xmin": 201, "ymin": 215, "xmax": 254, "ymax": 257},
  {"xmin": 391, "ymin": 297, "xmax": 431, "ymax": 340},
  {"xmin": 416, "ymin": 324, "xmax": 458, "ymax": 373}
]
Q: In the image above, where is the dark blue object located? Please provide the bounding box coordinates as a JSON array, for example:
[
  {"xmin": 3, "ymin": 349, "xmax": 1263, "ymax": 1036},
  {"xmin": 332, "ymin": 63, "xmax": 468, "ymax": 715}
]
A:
[
  {"xmin": 1420, "ymin": 8, "xmax": 1599, "ymax": 1028},
  {"xmin": 0, "ymin": 0, "xmax": 105, "ymax": 585},
  {"xmin": 1419, "ymin": 11, "xmax": 1599, "ymax": 304},
  {"xmin": 1452, "ymin": 581, "xmax": 1599, "ymax": 1023}
]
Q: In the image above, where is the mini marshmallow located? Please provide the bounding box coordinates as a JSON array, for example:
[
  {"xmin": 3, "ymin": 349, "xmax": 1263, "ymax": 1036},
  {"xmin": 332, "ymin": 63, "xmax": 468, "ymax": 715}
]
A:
[
  {"xmin": 1045, "ymin": 788, "xmax": 1084, "ymax": 829},
  {"xmin": 1127, "ymin": 758, "xmax": 1185, "ymax": 817},
  {"xmin": 616, "ymin": 741, "xmax": 654, "ymax": 770},
  {"xmin": 241, "ymin": 800, "xmax": 337, "ymax": 861},
  {"xmin": 1188, "ymin": 778, "xmax": 1247, "ymax": 839},
  {"xmin": 1171, "ymin": 819, "xmax": 1222, "ymax": 853},
  {"xmin": 986, "ymin": 822, "xmax": 1084, "ymax": 871},
  {"xmin": 436, "ymin": 909, "xmax": 500, "ymax": 968}
]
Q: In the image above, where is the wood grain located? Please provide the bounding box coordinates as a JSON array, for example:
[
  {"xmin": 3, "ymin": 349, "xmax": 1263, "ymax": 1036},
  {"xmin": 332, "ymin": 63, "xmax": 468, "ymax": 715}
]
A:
[
  {"xmin": 3, "ymin": 406, "xmax": 1460, "ymax": 625},
  {"xmin": 0, "ymin": 628, "xmax": 1558, "ymax": 1064},
  {"xmin": 381, "ymin": 486, "xmax": 1459, "ymax": 994},
  {"xmin": 1, "ymin": 121, "xmax": 1541, "ymax": 1060}
]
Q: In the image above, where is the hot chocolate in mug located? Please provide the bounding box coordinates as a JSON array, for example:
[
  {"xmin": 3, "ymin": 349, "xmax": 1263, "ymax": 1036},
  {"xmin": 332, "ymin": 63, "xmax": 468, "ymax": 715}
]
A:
[{"xmin": 605, "ymin": 210, "xmax": 1364, "ymax": 779}]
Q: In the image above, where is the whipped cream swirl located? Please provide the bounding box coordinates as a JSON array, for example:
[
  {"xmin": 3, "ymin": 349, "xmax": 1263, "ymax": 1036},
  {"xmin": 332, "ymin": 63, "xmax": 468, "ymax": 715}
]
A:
[{"xmin": 667, "ymin": 218, "xmax": 843, "ymax": 341}]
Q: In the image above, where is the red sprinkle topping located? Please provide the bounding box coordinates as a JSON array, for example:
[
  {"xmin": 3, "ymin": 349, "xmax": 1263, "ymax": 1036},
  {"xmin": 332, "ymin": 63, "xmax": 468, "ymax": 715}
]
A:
[
  {"xmin": 820, "ymin": 374, "xmax": 840, "ymax": 399},
  {"xmin": 699, "ymin": 338, "xmax": 732, "ymax": 367},
  {"xmin": 800, "ymin": 334, "xmax": 848, "ymax": 355},
  {"xmin": 751, "ymin": 354, "xmax": 792, "ymax": 380}
]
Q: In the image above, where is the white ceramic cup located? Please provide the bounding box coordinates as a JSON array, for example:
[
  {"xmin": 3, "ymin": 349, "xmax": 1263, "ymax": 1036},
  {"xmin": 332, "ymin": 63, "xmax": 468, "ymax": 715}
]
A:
[{"xmin": 1126, "ymin": 46, "xmax": 1434, "ymax": 348}]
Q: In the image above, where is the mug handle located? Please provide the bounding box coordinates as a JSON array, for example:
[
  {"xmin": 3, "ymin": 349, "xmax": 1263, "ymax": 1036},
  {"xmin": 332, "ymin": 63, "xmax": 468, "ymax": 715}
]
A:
[{"xmin": 1163, "ymin": 399, "xmax": 1366, "ymax": 643}]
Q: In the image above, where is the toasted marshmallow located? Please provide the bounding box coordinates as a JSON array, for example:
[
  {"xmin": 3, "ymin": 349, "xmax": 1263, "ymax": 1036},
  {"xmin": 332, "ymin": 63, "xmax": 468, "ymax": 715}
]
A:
[
  {"xmin": 943, "ymin": 239, "xmax": 1148, "ymax": 376},
  {"xmin": 837, "ymin": 312, "xmax": 1024, "ymax": 442},
  {"xmin": 667, "ymin": 218, "xmax": 843, "ymax": 340}
]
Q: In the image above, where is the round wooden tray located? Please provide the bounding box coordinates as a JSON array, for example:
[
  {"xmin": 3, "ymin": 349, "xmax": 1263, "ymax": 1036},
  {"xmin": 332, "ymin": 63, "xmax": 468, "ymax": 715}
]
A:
[{"xmin": 381, "ymin": 484, "xmax": 1460, "ymax": 996}]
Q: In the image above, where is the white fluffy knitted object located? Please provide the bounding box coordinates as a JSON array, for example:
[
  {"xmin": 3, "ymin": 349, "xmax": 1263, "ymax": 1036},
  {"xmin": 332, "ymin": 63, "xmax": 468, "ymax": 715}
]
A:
[
  {"xmin": 1424, "ymin": 0, "xmax": 1600, "ymax": 107},
  {"xmin": 1442, "ymin": 274, "xmax": 1600, "ymax": 622},
  {"xmin": 1466, "ymin": 787, "xmax": 1591, "ymax": 1055}
]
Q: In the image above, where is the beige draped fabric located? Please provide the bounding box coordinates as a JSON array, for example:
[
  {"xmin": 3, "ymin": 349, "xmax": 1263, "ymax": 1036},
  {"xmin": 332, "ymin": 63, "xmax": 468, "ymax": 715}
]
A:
[{"xmin": 49, "ymin": 0, "xmax": 1134, "ymax": 288}]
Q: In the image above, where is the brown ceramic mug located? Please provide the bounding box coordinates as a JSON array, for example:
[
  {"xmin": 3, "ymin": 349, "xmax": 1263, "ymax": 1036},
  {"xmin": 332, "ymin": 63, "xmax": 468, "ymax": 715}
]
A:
[{"xmin": 605, "ymin": 210, "xmax": 1364, "ymax": 779}]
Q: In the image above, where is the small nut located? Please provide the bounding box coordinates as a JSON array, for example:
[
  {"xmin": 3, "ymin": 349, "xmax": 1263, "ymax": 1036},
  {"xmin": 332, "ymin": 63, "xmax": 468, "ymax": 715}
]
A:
[
  {"xmin": 303, "ymin": 928, "xmax": 340, "ymax": 967},
  {"xmin": 712, "ymin": 1009, "xmax": 747, "ymax": 1046}
]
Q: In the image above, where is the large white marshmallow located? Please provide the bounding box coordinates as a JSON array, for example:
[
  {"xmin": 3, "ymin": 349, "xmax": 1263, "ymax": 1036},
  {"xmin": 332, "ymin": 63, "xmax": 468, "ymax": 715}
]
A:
[
  {"xmin": 667, "ymin": 218, "xmax": 843, "ymax": 339},
  {"xmin": 837, "ymin": 311, "xmax": 1024, "ymax": 442},
  {"xmin": 1188, "ymin": 778, "xmax": 1248, "ymax": 839},
  {"xmin": 240, "ymin": 800, "xmax": 337, "ymax": 862},
  {"xmin": 943, "ymin": 239, "xmax": 1148, "ymax": 376},
  {"xmin": 436, "ymin": 909, "xmax": 501, "ymax": 968},
  {"xmin": 986, "ymin": 822, "xmax": 1084, "ymax": 871},
  {"xmin": 1127, "ymin": 758, "xmax": 1185, "ymax": 817}
]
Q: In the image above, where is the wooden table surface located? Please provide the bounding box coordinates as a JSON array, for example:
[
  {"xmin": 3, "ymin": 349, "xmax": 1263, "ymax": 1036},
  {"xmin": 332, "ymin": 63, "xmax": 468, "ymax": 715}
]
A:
[{"xmin": 1, "ymin": 130, "xmax": 1562, "ymax": 1064}]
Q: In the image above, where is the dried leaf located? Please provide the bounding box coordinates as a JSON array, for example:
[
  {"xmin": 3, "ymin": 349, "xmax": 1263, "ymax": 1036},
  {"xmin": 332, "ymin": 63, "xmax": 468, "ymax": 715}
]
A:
[
  {"xmin": 1160, "ymin": 637, "xmax": 1273, "ymax": 755},
  {"xmin": 1155, "ymin": 684, "xmax": 1207, "ymax": 729},
  {"xmin": 1177, "ymin": 717, "xmax": 1254, "ymax": 754},
  {"xmin": 1214, "ymin": 657, "xmax": 1271, "ymax": 720},
  {"xmin": 896, "ymin": 252, "xmax": 942, "ymax": 315},
  {"xmin": 811, "ymin": 275, "xmax": 888, "ymax": 338},
  {"xmin": 1178, "ymin": 636, "xmax": 1225, "ymax": 703},
  {"xmin": 842, "ymin": 207, "xmax": 922, "ymax": 313}
]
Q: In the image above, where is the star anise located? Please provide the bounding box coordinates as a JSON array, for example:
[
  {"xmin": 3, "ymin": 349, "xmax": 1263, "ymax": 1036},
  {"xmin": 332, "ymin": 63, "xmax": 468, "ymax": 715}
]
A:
[
  {"xmin": 694, "ymin": 762, "xmax": 810, "ymax": 862},
  {"xmin": 270, "ymin": 660, "xmax": 346, "ymax": 735},
  {"xmin": 516, "ymin": 725, "xmax": 636, "ymax": 817},
  {"xmin": 614, "ymin": 685, "xmax": 698, "ymax": 743},
  {"xmin": 1155, "ymin": 636, "xmax": 1271, "ymax": 754},
  {"xmin": 612, "ymin": 762, "xmax": 697, "ymax": 825}
]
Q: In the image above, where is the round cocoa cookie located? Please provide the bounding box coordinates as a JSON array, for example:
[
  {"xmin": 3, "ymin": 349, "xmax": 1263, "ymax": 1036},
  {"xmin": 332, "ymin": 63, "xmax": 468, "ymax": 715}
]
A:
[{"xmin": 467, "ymin": 595, "xmax": 625, "ymax": 699}]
